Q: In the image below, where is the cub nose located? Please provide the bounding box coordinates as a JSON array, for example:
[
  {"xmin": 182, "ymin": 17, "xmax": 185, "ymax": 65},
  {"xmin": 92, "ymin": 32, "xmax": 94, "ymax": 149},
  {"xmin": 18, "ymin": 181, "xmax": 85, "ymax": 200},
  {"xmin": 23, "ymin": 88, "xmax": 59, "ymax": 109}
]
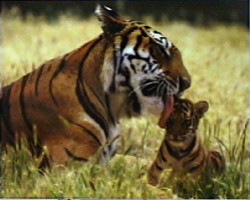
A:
[{"xmin": 179, "ymin": 77, "xmax": 191, "ymax": 92}]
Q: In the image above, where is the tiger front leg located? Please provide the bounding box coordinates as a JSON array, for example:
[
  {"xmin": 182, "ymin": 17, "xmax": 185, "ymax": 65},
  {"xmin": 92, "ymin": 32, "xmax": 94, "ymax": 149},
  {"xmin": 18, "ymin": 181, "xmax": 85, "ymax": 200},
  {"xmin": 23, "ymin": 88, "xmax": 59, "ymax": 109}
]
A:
[
  {"xmin": 148, "ymin": 164, "xmax": 162, "ymax": 186},
  {"xmin": 39, "ymin": 120, "xmax": 104, "ymax": 165},
  {"xmin": 148, "ymin": 148, "xmax": 168, "ymax": 186}
]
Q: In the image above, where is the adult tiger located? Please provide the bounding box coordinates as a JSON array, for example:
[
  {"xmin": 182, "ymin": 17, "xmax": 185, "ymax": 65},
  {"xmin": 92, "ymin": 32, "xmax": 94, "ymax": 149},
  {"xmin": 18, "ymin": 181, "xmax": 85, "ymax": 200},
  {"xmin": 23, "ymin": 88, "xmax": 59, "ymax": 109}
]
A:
[
  {"xmin": 148, "ymin": 98, "xmax": 225, "ymax": 186},
  {"xmin": 1, "ymin": 5, "xmax": 191, "ymax": 167}
]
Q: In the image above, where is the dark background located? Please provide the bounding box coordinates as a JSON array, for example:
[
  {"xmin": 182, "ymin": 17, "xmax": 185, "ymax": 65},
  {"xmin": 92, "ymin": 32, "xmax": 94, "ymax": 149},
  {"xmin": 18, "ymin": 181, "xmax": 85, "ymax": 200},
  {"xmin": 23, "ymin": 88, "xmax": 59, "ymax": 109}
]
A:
[{"xmin": 2, "ymin": 1, "xmax": 249, "ymax": 27}]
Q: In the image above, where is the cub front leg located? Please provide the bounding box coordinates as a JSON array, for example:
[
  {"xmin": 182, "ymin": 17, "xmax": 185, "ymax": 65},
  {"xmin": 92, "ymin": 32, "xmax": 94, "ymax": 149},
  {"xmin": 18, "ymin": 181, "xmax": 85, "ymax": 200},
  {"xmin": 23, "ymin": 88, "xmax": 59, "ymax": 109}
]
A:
[{"xmin": 148, "ymin": 145, "xmax": 168, "ymax": 186}]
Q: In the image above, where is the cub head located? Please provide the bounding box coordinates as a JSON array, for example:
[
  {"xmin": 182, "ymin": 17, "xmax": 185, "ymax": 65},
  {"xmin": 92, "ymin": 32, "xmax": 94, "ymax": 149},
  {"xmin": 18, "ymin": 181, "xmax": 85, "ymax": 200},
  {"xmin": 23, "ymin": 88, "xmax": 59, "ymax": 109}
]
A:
[
  {"xmin": 166, "ymin": 98, "xmax": 209, "ymax": 143},
  {"xmin": 96, "ymin": 5, "xmax": 191, "ymax": 124}
]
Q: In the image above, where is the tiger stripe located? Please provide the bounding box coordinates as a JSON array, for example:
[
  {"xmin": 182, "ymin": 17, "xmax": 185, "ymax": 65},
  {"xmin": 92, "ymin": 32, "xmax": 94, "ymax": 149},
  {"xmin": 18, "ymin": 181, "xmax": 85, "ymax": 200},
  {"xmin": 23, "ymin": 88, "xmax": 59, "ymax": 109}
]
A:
[
  {"xmin": 19, "ymin": 74, "xmax": 33, "ymax": 132},
  {"xmin": 75, "ymin": 36, "xmax": 110, "ymax": 139},
  {"xmin": 104, "ymin": 93, "xmax": 116, "ymax": 125},
  {"xmin": 76, "ymin": 80, "xmax": 106, "ymax": 138},
  {"xmin": 183, "ymin": 142, "xmax": 201, "ymax": 166},
  {"xmin": 67, "ymin": 119, "xmax": 102, "ymax": 146},
  {"xmin": 159, "ymin": 145, "xmax": 167, "ymax": 162},
  {"xmin": 1, "ymin": 84, "xmax": 16, "ymax": 146},
  {"xmin": 188, "ymin": 148, "xmax": 206, "ymax": 173},
  {"xmin": 34, "ymin": 64, "xmax": 45, "ymax": 96},
  {"xmin": 64, "ymin": 148, "xmax": 88, "ymax": 162},
  {"xmin": 49, "ymin": 55, "xmax": 67, "ymax": 106},
  {"xmin": 155, "ymin": 161, "xmax": 164, "ymax": 171},
  {"xmin": 109, "ymin": 45, "xmax": 117, "ymax": 93}
]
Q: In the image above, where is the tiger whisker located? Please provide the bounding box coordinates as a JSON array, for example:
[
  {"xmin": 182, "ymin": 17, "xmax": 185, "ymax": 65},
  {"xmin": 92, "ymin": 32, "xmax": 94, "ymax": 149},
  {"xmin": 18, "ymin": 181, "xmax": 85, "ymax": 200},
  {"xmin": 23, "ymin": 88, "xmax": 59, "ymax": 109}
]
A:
[
  {"xmin": 156, "ymin": 81, "xmax": 164, "ymax": 97},
  {"xmin": 127, "ymin": 80, "xmax": 159, "ymax": 97},
  {"xmin": 118, "ymin": 80, "xmax": 161, "ymax": 117}
]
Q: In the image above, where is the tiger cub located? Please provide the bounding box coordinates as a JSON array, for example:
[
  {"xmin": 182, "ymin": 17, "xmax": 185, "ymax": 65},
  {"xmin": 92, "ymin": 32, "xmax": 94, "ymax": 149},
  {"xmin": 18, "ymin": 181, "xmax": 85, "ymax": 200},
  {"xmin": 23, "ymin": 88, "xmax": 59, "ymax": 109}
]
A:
[{"xmin": 148, "ymin": 99, "xmax": 225, "ymax": 186}]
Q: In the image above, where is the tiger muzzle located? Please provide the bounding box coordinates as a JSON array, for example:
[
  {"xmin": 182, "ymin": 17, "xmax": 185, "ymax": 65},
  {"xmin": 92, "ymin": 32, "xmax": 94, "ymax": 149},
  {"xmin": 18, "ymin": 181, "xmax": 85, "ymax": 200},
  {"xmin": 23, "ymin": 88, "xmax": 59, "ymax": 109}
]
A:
[{"xmin": 179, "ymin": 77, "xmax": 191, "ymax": 93}]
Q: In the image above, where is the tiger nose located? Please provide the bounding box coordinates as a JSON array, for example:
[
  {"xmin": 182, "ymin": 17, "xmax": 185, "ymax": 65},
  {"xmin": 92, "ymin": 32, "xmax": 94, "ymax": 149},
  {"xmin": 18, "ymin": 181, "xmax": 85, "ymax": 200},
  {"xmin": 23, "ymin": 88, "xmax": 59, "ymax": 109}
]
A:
[{"xmin": 179, "ymin": 77, "xmax": 191, "ymax": 92}]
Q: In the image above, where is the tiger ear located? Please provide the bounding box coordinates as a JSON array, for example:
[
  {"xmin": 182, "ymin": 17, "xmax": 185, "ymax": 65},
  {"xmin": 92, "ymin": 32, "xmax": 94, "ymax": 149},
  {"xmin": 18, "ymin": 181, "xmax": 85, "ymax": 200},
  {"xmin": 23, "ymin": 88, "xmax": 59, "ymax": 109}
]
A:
[
  {"xmin": 95, "ymin": 4, "xmax": 126, "ymax": 37},
  {"xmin": 195, "ymin": 101, "xmax": 209, "ymax": 118}
]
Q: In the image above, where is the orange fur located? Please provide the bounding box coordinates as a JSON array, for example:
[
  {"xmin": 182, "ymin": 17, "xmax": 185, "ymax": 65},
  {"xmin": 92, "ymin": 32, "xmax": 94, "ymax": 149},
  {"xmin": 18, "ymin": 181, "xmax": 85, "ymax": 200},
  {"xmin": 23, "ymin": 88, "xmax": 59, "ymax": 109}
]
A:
[{"xmin": 1, "ymin": 5, "xmax": 191, "ymax": 168}]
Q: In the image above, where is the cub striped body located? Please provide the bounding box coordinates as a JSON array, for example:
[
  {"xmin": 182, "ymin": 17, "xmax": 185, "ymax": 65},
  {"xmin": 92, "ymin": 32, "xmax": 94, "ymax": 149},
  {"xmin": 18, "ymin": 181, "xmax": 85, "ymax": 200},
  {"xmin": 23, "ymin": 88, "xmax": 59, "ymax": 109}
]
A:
[
  {"xmin": 1, "ymin": 5, "xmax": 191, "ymax": 168},
  {"xmin": 148, "ymin": 99, "xmax": 225, "ymax": 185}
]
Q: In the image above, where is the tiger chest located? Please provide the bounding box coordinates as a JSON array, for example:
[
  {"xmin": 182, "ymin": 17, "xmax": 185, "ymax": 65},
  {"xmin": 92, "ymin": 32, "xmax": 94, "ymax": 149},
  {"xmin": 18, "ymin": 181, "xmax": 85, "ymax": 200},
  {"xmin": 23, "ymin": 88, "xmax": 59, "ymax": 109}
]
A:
[{"xmin": 167, "ymin": 158, "xmax": 186, "ymax": 173}]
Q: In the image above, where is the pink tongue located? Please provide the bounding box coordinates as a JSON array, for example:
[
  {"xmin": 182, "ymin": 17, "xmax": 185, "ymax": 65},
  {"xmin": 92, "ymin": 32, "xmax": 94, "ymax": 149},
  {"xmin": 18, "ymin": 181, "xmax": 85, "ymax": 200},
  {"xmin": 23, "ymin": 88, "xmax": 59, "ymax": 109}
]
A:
[{"xmin": 158, "ymin": 95, "xmax": 174, "ymax": 129}]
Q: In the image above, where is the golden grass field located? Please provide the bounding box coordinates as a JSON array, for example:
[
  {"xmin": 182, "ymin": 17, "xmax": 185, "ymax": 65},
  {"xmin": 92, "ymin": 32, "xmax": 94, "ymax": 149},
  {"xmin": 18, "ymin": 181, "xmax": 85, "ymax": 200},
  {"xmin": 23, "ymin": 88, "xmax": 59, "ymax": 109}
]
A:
[{"xmin": 1, "ymin": 8, "xmax": 249, "ymax": 198}]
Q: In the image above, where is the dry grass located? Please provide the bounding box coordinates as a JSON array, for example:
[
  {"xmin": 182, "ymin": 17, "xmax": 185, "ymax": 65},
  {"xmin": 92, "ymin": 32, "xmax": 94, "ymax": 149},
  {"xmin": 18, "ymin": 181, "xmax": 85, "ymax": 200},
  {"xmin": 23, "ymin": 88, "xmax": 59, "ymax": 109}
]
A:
[{"xmin": 1, "ymin": 8, "xmax": 249, "ymax": 198}]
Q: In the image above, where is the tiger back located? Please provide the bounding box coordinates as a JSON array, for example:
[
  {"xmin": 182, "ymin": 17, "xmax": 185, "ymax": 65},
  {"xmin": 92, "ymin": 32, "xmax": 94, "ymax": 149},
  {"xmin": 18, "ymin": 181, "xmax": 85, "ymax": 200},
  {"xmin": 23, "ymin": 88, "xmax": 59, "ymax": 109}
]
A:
[
  {"xmin": 1, "ymin": 5, "xmax": 191, "ymax": 168},
  {"xmin": 148, "ymin": 99, "xmax": 225, "ymax": 186}
]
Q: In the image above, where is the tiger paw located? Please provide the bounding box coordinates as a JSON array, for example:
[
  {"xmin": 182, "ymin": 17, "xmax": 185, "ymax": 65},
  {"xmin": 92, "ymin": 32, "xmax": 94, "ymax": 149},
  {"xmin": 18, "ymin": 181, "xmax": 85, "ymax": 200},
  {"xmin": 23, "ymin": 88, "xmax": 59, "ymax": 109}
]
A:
[{"xmin": 147, "ymin": 174, "xmax": 159, "ymax": 186}]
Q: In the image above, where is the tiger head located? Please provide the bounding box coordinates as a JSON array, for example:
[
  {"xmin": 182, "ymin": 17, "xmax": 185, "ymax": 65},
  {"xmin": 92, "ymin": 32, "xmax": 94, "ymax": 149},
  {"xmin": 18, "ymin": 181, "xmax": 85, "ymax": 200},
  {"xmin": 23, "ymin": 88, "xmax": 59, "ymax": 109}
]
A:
[
  {"xmin": 96, "ymin": 5, "xmax": 191, "ymax": 126},
  {"xmin": 166, "ymin": 98, "xmax": 209, "ymax": 147}
]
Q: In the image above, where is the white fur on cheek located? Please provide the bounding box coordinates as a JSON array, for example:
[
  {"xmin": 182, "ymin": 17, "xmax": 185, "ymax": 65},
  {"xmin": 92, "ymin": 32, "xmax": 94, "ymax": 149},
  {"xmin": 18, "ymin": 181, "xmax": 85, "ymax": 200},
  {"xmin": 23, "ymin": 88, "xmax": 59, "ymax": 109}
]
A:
[
  {"xmin": 101, "ymin": 49, "xmax": 115, "ymax": 92},
  {"xmin": 130, "ymin": 73, "xmax": 164, "ymax": 116},
  {"xmin": 140, "ymin": 96, "xmax": 164, "ymax": 115}
]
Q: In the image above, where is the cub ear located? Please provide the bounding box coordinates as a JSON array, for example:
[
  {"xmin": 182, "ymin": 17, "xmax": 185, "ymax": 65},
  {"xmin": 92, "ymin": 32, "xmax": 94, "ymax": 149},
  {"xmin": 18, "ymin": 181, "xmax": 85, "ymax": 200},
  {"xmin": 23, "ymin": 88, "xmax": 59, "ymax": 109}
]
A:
[
  {"xmin": 195, "ymin": 101, "xmax": 209, "ymax": 117},
  {"xmin": 95, "ymin": 4, "xmax": 126, "ymax": 37}
]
